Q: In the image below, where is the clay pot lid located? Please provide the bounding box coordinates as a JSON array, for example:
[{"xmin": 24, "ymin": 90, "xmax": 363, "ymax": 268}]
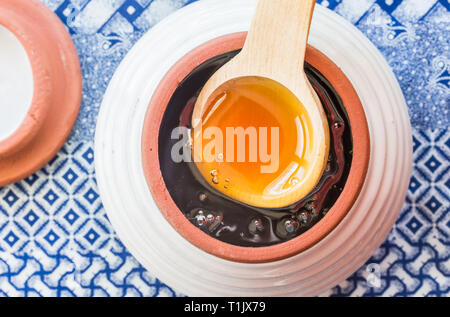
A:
[
  {"xmin": 142, "ymin": 32, "xmax": 370, "ymax": 263},
  {"xmin": 0, "ymin": 0, "xmax": 81, "ymax": 186}
]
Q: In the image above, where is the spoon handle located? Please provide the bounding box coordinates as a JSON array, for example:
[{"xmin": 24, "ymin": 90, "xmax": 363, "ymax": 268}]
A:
[{"xmin": 241, "ymin": 0, "xmax": 315, "ymax": 78}]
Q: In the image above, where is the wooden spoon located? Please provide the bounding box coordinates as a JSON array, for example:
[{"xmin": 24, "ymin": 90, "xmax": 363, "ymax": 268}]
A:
[{"xmin": 191, "ymin": 0, "xmax": 330, "ymax": 208}]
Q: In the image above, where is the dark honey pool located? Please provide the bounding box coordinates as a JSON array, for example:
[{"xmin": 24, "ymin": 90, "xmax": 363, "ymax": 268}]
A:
[{"xmin": 158, "ymin": 50, "xmax": 353, "ymax": 247}]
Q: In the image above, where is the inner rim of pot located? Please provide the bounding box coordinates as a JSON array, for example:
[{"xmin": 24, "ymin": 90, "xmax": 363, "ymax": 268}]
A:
[{"xmin": 158, "ymin": 49, "xmax": 353, "ymax": 247}]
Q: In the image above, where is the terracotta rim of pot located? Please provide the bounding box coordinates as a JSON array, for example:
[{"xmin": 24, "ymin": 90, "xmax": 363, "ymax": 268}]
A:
[
  {"xmin": 142, "ymin": 32, "xmax": 370, "ymax": 263},
  {"xmin": 0, "ymin": 0, "xmax": 81, "ymax": 186}
]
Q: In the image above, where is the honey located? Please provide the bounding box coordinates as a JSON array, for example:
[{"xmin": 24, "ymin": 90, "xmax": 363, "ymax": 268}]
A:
[
  {"xmin": 158, "ymin": 50, "xmax": 353, "ymax": 247},
  {"xmin": 191, "ymin": 76, "xmax": 316, "ymax": 208}
]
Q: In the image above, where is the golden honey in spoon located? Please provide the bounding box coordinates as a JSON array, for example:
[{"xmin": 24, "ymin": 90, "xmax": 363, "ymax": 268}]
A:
[{"xmin": 191, "ymin": 76, "xmax": 325, "ymax": 208}]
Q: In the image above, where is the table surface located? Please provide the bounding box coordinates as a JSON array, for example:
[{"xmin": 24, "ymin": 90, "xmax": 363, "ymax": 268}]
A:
[{"xmin": 0, "ymin": 0, "xmax": 448, "ymax": 297}]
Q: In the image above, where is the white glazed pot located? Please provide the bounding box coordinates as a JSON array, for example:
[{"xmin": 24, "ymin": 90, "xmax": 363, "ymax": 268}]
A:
[{"xmin": 95, "ymin": 0, "xmax": 412, "ymax": 296}]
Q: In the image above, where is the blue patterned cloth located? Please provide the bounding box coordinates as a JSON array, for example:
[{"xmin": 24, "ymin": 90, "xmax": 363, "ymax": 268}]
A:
[{"xmin": 0, "ymin": 0, "xmax": 448, "ymax": 297}]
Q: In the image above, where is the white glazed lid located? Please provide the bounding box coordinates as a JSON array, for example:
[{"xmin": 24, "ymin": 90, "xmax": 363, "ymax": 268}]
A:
[{"xmin": 0, "ymin": 0, "xmax": 81, "ymax": 186}]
